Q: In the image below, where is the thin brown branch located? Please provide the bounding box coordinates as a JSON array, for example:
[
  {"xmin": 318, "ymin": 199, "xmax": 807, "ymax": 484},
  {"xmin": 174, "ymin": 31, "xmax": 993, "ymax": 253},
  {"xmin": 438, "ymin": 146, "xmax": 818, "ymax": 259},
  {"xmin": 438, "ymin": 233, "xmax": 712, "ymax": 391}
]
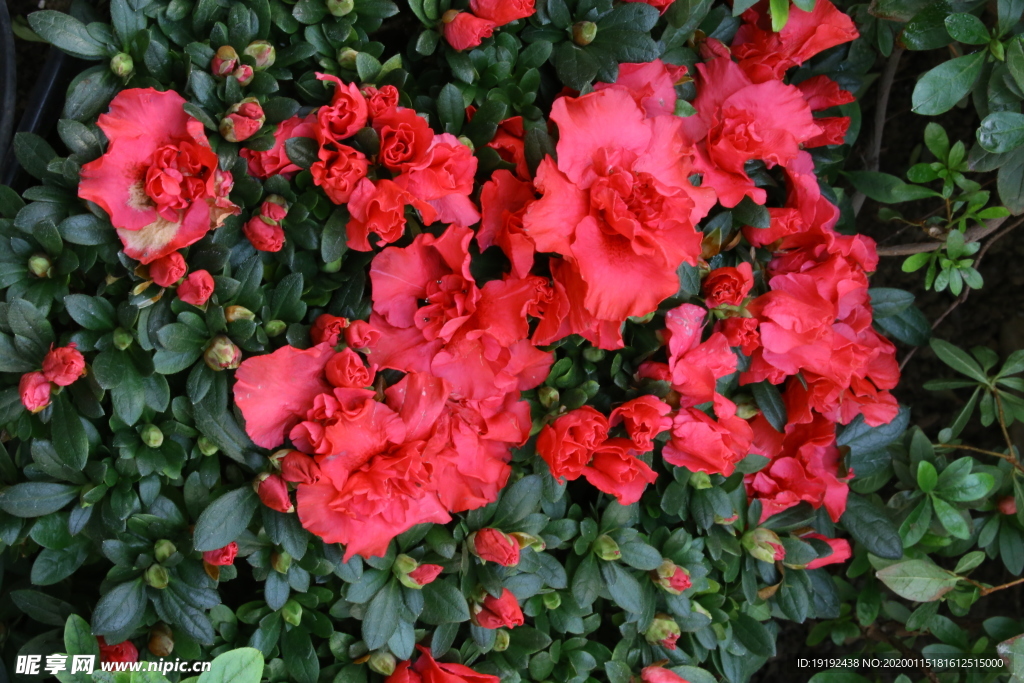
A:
[
  {"xmin": 896, "ymin": 217, "xmax": 1024, "ymax": 371},
  {"xmin": 995, "ymin": 392, "xmax": 1017, "ymax": 457},
  {"xmin": 981, "ymin": 576, "xmax": 1024, "ymax": 596},
  {"xmin": 934, "ymin": 442, "xmax": 1024, "ymax": 472},
  {"xmin": 877, "ymin": 216, "xmax": 1008, "ymax": 256},
  {"xmin": 853, "ymin": 47, "xmax": 904, "ymax": 217}
]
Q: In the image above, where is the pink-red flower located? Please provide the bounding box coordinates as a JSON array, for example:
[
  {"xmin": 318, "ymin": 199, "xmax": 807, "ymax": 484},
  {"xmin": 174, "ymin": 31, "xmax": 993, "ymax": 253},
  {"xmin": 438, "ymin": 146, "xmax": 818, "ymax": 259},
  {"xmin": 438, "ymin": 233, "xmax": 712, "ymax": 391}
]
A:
[
  {"xmin": 315, "ymin": 73, "xmax": 369, "ymax": 145},
  {"xmin": 202, "ymin": 542, "xmax": 238, "ymax": 566},
  {"xmin": 178, "ymin": 269, "xmax": 215, "ymax": 306},
  {"xmin": 241, "ymin": 113, "xmax": 318, "ymax": 179},
  {"xmin": 470, "ymin": 0, "xmax": 534, "ymax": 25},
  {"xmin": 19, "ymin": 371, "xmax": 51, "ymax": 412},
  {"xmin": 79, "ymin": 88, "xmax": 238, "ymax": 264},
  {"xmin": 388, "ymin": 647, "xmax": 499, "ymax": 683},
  {"xmin": 256, "ymin": 473, "xmax": 294, "ymax": 513},
  {"xmin": 310, "ymin": 143, "xmax": 369, "ymax": 205},
  {"xmin": 97, "ymin": 637, "xmax": 139, "ymax": 664},
  {"xmin": 42, "ymin": 344, "xmax": 86, "ymax": 387},
  {"xmin": 581, "ymin": 438, "xmax": 658, "ymax": 505},
  {"xmin": 703, "ymin": 262, "xmax": 754, "ymax": 308},
  {"xmin": 610, "ymin": 395, "xmax": 672, "ymax": 451},
  {"xmin": 473, "ymin": 588, "xmax": 524, "ymax": 629},
  {"xmin": 472, "ymin": 528, "xmax": 520, "ymax": 566},
  {"xmin": 536, "ymin": 406, "xmax": 609, "ymax": 480},
  {"xmin": 442, "ymin": 11, "xmax": 496, "ymax": 51},
  {"xmin": 150, "ymin": 251, "xmax": 187, "ymax": 287}
]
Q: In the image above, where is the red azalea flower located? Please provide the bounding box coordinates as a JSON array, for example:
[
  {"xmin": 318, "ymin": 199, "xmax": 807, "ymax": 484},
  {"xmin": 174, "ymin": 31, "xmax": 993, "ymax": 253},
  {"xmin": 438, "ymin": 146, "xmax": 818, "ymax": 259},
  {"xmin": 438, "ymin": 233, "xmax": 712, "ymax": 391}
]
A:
[
  {"xmin": 536, "ymin": 406, "xmax": 609, "ymax": 480},
  {"xmin": 325, "ymin": 348, "xmax": 376, "ymax": 388},
  {"xmin": 280, "ymin": 450, "xmax": 322, "ymax": 485},
  {"xmin": 641, "ymin": 667, "xmax": 690, "ymax": 683},
  {"xmin": 79, "ymin": 88, "xmax": 239, "ymax": 264},
  {"xmin": 581, "ymin": 438, "xmax": 658, "ymax": 505},
  {"xmin": 315, "ymin": 73, "xmax": 370, "ymax": 144},
  {"xmin": 373, "ymin": 107, "xmax": 434, "ymax": 172},
  {"xmin": 240, "ymin": 113, "xmax": 318, "ymax": 179},
  {"xmin": 703, "ymin": 262, "xmax": 754, "ymax": 308},
  {"xmin": 441, "ymin": 10, "xmax": 496, "ymax": 51},
  {"xmin": 310, "ymin": 314, "xmax": 349, "ymax": 346},
  {"xmin": 609, "ymin": 395, "xmax": 673, "ymax": 451},
  {"xmin": 470, "ymin": 0, "xmax": 534, "ymax": 25},
  {"xmin": 310, "ymin": 143, "xmax": 369, "ymax": 205}
]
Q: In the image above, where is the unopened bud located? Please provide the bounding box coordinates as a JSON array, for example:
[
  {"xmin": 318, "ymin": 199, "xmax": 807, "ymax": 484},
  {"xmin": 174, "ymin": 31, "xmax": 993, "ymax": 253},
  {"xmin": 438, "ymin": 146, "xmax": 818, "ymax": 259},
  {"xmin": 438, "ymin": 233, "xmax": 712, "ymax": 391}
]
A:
[
  {"xmin": 321, "ymin": 258, "xmax": 343, "ymax": 273},
  {"xmin": 272, "ymin": 551, "xmax": 292, "ymax": 574},
  {"xmin": 198, "ymin": 436, "xmax": 219, "ymax": 456},
  {"xmin": 572, "ymin": 21, "xmax": 597, "ymax": 46},
  {"xmin": 145, "ymin": 563, "xmax": 170, "ymax": 589},
  {"xmin": 28, "ymin": 254, "xmax": 52, "ymax": 278},
  {"xmin": 141, "ymin": 424, "xmax": 164, "ymax": 448},
  {"xmin": 244, "ymin": 40, "xmax": 275, "ymax": 70},
  {"xmin": 110, "ymin": 52, "xmax": 134, "ymax": 77},
  {"xmin": 112, "ymin": 327, "xmax": 134, "ymax": 350},
  {"xmin": 154, "ymin": 540, "xmax": 177, "ymax": 563},
  {"xmin": 644, "ymin": 614, "xmax": 681, "ymax": 650},
  {"xmin": 148, "ymin": 623, "xmax": 174, "ymax": 658},
  {"xmin": 368, "ymin": 651, "xmax": 396, "ymax": 677},
  {"xmin": 338, "ymin": 48, "xmax": 359, "ymax": 70},
  {"xmin": 689, "ymin": 471, "xmax": 712, "ymax": 489},
  {"xmin": 457, "ymin": 136, "xmax": 475, "ymax": 151},
  {"xmin": 219, "ymin": 98, "xmax": 265, "ymax": 143},
  {"xmin": 542, "ymin": 592, "xmax": 561, "ymax": 610},
  {"xmin": 493, "ymin": 629, "xmax": 510, "ymax": 652},
  {"xmin": 742, "ymin": 528, "xmax": 785, "ymax": 564},
  {"xmin": 327, "ymin": 0, "xmax": 355, "ymax": 16},
  {"xmin": 204, "ymin": 335, "xmax": 242, "ymax": 371},
  {"xmin": 232, "ymin": 64, "xmax": 255, "ymax": 86},
  {"xmin": 510, "ymin": 532, "xmax": 546, "ymax": 553},
  {"xmin": 538, "ymin": 386, "xmax": 559, "ymax": 409},
  {"xmin": 582, "ymin": 347, "xmax": 605, "ymax": 363},
  {"xmin": 651, "ymin": 559, "xmax": 691, "ymax": 595},
  {"xmin": 212, "ymin": 46, "xmax": 240, "ymax": 77},
  {"xmin": 594, "ymin": 534, "xmax": 621, "ymax": 561},
  {"xmin": 265, "ymin": 320, "xmax": 287, "ymax": 337},
  {"xmin": 225, "ymin": 305, "xmax": 256, "ymax": 322},
  {"xmin": 999, "ymin": 495, "xmax": 1017, "ymax": 516},
  {"xmin": 281, "ymin": 599, "xmax": 303, "ymax": 626}
]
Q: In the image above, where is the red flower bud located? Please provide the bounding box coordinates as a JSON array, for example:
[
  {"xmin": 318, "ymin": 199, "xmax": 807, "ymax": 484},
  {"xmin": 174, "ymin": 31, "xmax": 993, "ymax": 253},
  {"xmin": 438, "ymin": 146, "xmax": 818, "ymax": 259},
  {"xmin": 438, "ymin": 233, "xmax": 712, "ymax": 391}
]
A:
[
  {"xmin": 178, "ymin": 270, "xmax": 215, "ymax": 306},
  {"xmin": 472, "ymin": 588, "xmax": 524, "ymax": 629},
  {"xmin": 150, "ymin": 251, "xmax": 187, "ymax": 287},
  {"xmin": 280, "ymin": 450, "xmax": 322, "ymax": 485},
  {"xmin": 407, "ymin": 563, "xmax": 444, "ymax": 587},
  {"xmin": 256, "ymin": 473, "xmax": 294, "ymax": 513},
  {"xmin": 471, "ymin": 528, "xmax": 520, "ymax": 566},
  {"xmin": 19, "ymin": 371, "xmax": 51, "ymax": 412},
  {"xmin": 42, "ymin": 343, "xmax": 86, "ymax": 387},
  {"xmin": 211, "ymin": 46, "xmax": 239, "ymax": 77},
  {"xmin": 999, "ymin": 496, "xmax": 1017, "ymax": 516},
  {"xmin": 232, "ymin": 64, "xmax": 254, "ymax": 86},
  {"xmin": 97, "ymin": 636, "xmax": 139, "ymax": 664},
  {"xmin": 202, "ymin": 542, "xmax": 238, "ymax": 566},
  {"xmin": 220, "ymin": 100, "xmax": 266, "ymax": 142},
  {"xmin": 311, "ymin": 313, "xmax": 349, "ymax": 346}
]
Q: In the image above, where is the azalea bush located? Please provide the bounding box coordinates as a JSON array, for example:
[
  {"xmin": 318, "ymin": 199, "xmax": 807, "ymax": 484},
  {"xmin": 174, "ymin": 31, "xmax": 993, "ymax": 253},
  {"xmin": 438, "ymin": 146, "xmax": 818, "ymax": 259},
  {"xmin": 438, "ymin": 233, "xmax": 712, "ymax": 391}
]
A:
[{"xmin": 3, "ymin": 0, "xmax": 1024, "ymax": 682}]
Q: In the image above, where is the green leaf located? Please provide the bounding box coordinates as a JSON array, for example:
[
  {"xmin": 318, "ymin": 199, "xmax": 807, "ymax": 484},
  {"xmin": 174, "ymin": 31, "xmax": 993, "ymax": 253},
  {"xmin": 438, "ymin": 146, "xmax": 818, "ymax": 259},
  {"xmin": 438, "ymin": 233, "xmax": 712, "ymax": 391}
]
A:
[
  {"xmin": 869, "ymin": 288, "xmax": 915, "ymax": 318},
  {"xmin": 64, "ymin": 294, "xmax": 117, "ymax": 331},
  {"xmin": 65, "ymin": 614, "xmax": 100, "ymax": 657},
  {"xmin": 750, "ymin": 381, "xmax": 787, "ymax": 432},
  {"xmin": 600, "ymin": 560, "xmax": 643, "ymax": 614},
  {"xmin": 281, "ymin": 629, "xmax": 318, "ymax": 683},
  {"xmin": 875, "ymin": 302, "xmax": 931, "ymax": 346},
  {"xmin": 0, "ymin": 482, "xmax": 78, "ymax": 517},
  {"xmin": 732, "ymin": 612, "xmax": 776, "ymax": 658},
  {"xmin": 572, "ymin": 553, "xmax": 602, "ymax": 608},
  {"xmin": 420, "ymin": 580, "xmax": 470, "ymax": 624},
  {"xmin": 198, "ymin": 648, "xmax": 265, "ymax": 683},
  {"xmin": 492, "ymin": 474, "xmax": 543, "ymax": 528},
  {"xmin": 912, "ymin": 52, "xmax": 986, "ymax": 116},
  {"xmin": 192, "ymin": 487, "xmax": 258, "ymax": 551},
  {"xmin": 978, "ymin": 112, "xmax": 1024, "ymax": 154},
  {"xmin": 59, "ymin": 213, "xmax": 115, "ymax": 245},
  {"xmin": 944, "ymin": 13, "xmax": 990, "ymax": 45},
  {"xmin": 931, "ymin": 495, "xmax": 970, "ymax": 539},
  {"xmin": 845, "ymin": 171, "xmax": 940, "ymax": 203},
  {"xmin": 363, "ymin": 580, "xmax": 401, "ymax": 649},
  {"xmin": 321, "ymin": 207, "xmax": 349, "ymax": 264},
  {"xmin": 937, "ymin": 472, "xmax": 995, "ymax": 502},
  {"xmin": 954, "ymin": 550, "xmax": 986, "ymax": 574},
  {"xmin": 14, "ymin": 133, "xmax": 59, "ymax": 180},
  {"xmin": 285, "ymin": 137, "xmax": 318, "ymax": 170},
  {"xmin": 931, "ymin": 338, "xmax": 989, "ymax": 382},
  {"xmin": 769, "ymin": 0, "xmax": 789, "ymax": 31},
  {"xmin": 552, "ymin": 42, "xmax": 599, "ymax": 92},
  {"xmin": 436, "ymin": 83, "xmax": 465, "ymax": 135},
  {"xmin": 92, "ymin": 579, "xmax": 147, "ymax": 635},
  {"xmin": 52, "ymin": 393, "xmax": 88, "ymax": 470},
  {"xmin": 808, "ymin": 672, "xmax": 872, "ymax": 683},
  {"xmin": 876, "ymin": 559, "xmax": 959, "ymax": 601},
  {"xmin": 917, "ymin": 461, "xmax": 938, "ymax": 492},
  {"xmin": 840, "ymin": 494, "xmax": 903, "ymax": 560},
  {"xmin": 31, "ymin": 543, "xmax": 88, "ymax": 585},
  {"xmin": 63, "ymin": 66, "xmax": 121, "ymax": 121},
  {"xmin": 28, "ymin": 11, "xmax": 109, "ymax": 59}
]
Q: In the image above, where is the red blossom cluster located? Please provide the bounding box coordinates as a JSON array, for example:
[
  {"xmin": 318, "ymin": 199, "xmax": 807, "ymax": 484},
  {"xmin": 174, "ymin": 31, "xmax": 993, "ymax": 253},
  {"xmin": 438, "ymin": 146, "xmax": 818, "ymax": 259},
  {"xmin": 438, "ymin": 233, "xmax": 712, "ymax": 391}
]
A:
[{"xmin": 18, "ymin": 344, "xmax": 86, "ymax": 412}]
